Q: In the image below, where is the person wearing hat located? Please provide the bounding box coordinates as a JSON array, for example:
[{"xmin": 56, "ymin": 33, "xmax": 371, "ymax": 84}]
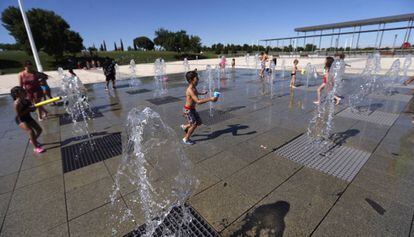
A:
[{"xmin": 19, "ymin": 60, "xmax": 48, "ymax": 121}]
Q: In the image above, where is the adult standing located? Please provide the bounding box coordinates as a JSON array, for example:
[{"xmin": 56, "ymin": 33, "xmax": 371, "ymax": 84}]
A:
[
  {"xmin": 103, "ymin": 58, "xmax": 116, "ymax": 90},
  {"xmin": 19, "ymin": 60, "xmax": 48, "ymax": 121}
]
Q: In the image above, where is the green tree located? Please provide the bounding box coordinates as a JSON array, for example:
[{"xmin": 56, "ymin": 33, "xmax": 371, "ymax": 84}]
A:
[
  {"xmin": 1, "ymin": 6, "xmax": 83, "ymax": 59},
  {"xmin": 65, "ymin": 30, "xmax": 83, "ymax": 55},
  {"xmin": 103, "ymin": 40, "xmax": 107, "ymax": 51},
  {"xmin": 133, "ymin": 36, "xmax": 154, "ymax": 50},
  {"xmin": 188, "ymin": 35, "xmax": 201, "ymax": 52},
  {"xmin": 120, "ymin": 39, "xmax": 124, "ymax": 51},
  {"xmin": 0, "ymin": 43, "xmax": 20, "ymax": 50},
  {"xmin": 153, "ymin": 28, "xmax": 202, "ymax": 52},
  {"xmin": 304, "ymin": 44, "xmax": 316, "ymax": 52},
  {"xmin": 114, "ymin": 42, "xmax": 117, "ymax": 51}
]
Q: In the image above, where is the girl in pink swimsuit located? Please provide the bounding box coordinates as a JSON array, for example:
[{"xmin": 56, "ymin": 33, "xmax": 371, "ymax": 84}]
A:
[
  {"xmin": 19, "ymin": 61, "xmax": 48, "ymax": 121},
  {"xmin": 314, "ymin": 57, "xmax": 341, "ymax": 105}
]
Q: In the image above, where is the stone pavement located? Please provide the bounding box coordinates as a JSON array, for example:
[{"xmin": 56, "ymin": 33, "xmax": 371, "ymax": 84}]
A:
[{"xmin": 0, "ymin": 69, "xmax": 413, "ymax": 236}]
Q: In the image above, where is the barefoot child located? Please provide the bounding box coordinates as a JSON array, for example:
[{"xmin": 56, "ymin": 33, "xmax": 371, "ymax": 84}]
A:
[
  {"xmin": 314, "ymin": 57, "xmax": 341, "ymax": 105},
  {"xmin": 290, "ymin": 59, "xmax": 299, "ymax": 88},
  {"xmin": 259, "ymin": 52, "xmax": 268, "ymax": 78},
  {"xmin": 11, "ymin": 86, "xmax": 45, "ymax": 154},
  {"xmin": 181, "ymin": 70, "xmax": 218, "ymax": 145},
  {"xmin": 38, "ymin": 72, "xmax": 54, "ymax": 105}
]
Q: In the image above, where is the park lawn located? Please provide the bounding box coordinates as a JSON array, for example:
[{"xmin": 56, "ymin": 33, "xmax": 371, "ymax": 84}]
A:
[{"xmin": 0, "ymin": 50, "xmax": 216, "ymax": 74}]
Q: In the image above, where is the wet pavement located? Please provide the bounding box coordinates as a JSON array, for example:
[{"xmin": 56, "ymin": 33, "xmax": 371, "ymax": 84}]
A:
[{"xmin": 0, "ymin": 69, "xmax": 413, "ymax": 236}]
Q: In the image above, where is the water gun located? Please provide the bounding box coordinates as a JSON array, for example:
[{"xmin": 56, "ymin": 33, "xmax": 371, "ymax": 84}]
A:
[
  {"xmin": 301, "ymin": 68, "xmax": 305, "ymax": 75},
  {"xmin": 214, "ymin": 91, "xmax": 221, "ymax": 98},
  {"xmin": 34, "ymin": 96, "xmax": 62, "ymax": 107}
]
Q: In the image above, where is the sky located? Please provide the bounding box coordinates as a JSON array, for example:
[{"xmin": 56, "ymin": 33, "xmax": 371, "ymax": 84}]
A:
[{"xmin": 0, "ymin": 0, "xmax": 413, "ymax": 49}]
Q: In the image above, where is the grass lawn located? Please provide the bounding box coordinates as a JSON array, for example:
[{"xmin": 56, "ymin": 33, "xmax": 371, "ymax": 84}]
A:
[{"xmin": 0, "ymin": 50, "xmax": 218, "ymax": 74}]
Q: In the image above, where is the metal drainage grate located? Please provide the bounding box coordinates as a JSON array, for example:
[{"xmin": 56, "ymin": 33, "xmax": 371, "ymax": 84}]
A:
[
  {"xmin": 275, "ymin": 134, "xmax": 371, "ymax": 182},
  {"xmin": 368, "ymin": 93, "xmax": 412, "ymax": 102},
  {"xmin": 126, "ymin": 89, "xmax": 152, "ymax": 95},
  {"xmin": 198, "ymin": 109, "xmax": 235, "ymax": 126},
  {"xmin": 61, "ymin": 132, "xmax": 122, "ymax": 173},
  {"xmin": 147, "ymin": 96, "xmax": 181, "ymax": 105},
  {"xmin": 59, "ymin": 111, "xmax": 104, "ymax": 126},
  {"xmin": 124, "ymin": 205, "xmax": 219, "ymax": 237},
  {"xmin": 337, "ymin": 108, "xmax": 399, "ymax": 126}
]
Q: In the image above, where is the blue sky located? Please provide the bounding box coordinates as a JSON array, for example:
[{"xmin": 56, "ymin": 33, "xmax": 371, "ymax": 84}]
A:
[{"xmin": 0, "ymin": 0, "xmax": 413, "ymax": 49}]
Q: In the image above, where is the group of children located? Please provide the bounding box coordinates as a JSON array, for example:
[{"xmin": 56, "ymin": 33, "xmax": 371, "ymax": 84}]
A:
[
  {"xmin": 258, "ymin": 52, "xmax": 344, "ymax": 105},
  {"xmin": 12, "ymin": 61, "xmax": 77, "ymax": 154}
]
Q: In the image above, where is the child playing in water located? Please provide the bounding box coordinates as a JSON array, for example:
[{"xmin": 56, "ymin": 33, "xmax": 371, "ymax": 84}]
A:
[
  {"xmin": 38, "ymin": 72, "xmax": 54, "ymax": 104},
  {"xmin": 181, "ymin": 70, "xmax": 218, "ymax": 145},
  {"xmin": 220, "ymin": 56, "xmax": 227, "ymax": 69},
  {"xmin": 11, "ymin": 86, "xmax": 45, "ymax": 154},
  {"xmin": 313, "ymin": 57, "xmax": 341, "ymax": 105},
  {"xmin": 259, "ymin": 52, "xmax": 268, "ymax": 78},
  {"xmin": 290, "ymin": 59, "xmax": 299, "ymax": 88}
]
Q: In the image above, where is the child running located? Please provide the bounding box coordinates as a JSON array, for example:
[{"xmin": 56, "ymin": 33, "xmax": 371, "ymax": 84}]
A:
[
  {"xmin": 11, "ymin": 86, "xmax": 45, "ymax": 154},
  {"xmin": 314, "ymin": 56, "xmax": 341, "ymax": 105},
  {"xmin": 181, "ymin": 70, "xmax": 218, "ymax": 145},
  {"xmin": 290, "ymin": 59, "xmax": 299, "ymax": 88}
]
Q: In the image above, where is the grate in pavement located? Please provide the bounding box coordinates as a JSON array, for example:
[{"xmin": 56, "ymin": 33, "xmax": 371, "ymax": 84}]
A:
[
  {"xmin": 124, "ymin": 205, "xmax": 219, "ymax": 237},
  {"xmin": 368, "ymin": 93, "xmax": 413, "ymax": 102},
  {"xmin": 59, "ymin": 111, "xmax": 103, "ymax": 126},
  {"xmin": 126, "ymin": 89, "xmax": 152, "ymax": 95},
  {"xmin": 61, "ymin": 132, "xmax": 122, "ymax": 173},
  {"xmin": 147, "ymin": 96, "xmax": 181, "ymax": 105},
  {"xmin": 337, "ymin": 108, "xmax": 399, "ymax": 126},
  {"xmin": 275, "ymin": 134, "xmax": 371, "ymax": 182}
]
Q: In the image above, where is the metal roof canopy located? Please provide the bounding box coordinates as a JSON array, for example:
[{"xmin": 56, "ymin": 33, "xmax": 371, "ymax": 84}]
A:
[{"xmin": 295, "ymin": 13, "xmax": 414, "ymax": 32}]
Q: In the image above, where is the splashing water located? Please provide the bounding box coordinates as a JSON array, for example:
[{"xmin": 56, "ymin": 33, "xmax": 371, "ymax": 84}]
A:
[
  {"xmin": 245, "ymin": 54, "xmax": 250, "ymax": 68},
  {"xmin": 114, "ymin": 63, "xmax": 121, "ymax": 81},
  {"xmin": 58, "ymin": 67, "xmax": 94, "ymax": 146},
  {"xmin": 280, "ymin": 59, "xmax": 286, "ymax": 79},
  {"xmin": 207, "ymin": 65, "xmax": 215, "ymax": 117},
  {"xmin": 215, "ymin": 64, "xmax": 221, "ymax": 91},
  {"xmin": 403, "ymin": 54, "xmax": 412, "ymax": 77},
  {"xmin": 110, "ymin": 107, "xmax": 198, "ymax": 236},
  {"xmin": 254, "ymin": 53, "xmax": 260, "ymax": 74},
  {"xmin": 381, "ymin": 59, "xmax": 401, "ymax": 95},
  {"xmin": 348, "ymin": 52, "xmax": 381, "ymax": 113},
  {"xmin": 307, "ymin": 60, "xmax": 345, "ymax": 146},
  {"xmin": 270, "ymin": 60, "xmax": 276, "ymax": 99},
  {"xmin": 154, "ymin": 58, "xmax": 167, "ymax": 96},
  {"xmin": 129, "ymin": 59, "xmax": 140, "ymax": 88},
  {"xmin": 304, "ymin": 63, "xmax": 317, "ymax": 87},
  {"xmin": 183, "ymin": 58, "xmax": 190, "ymax": 80}
]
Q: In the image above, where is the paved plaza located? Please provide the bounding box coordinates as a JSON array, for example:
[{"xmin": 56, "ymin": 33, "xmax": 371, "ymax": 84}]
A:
[{"xmin": 0, "ymin": 68, "xmax": 413, "ymax": 236}]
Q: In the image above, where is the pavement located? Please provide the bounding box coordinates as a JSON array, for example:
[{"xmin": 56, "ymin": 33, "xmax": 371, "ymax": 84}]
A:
[{"xmin": 0, "ymin": 67, "xmax": 413, "ymax": 237}]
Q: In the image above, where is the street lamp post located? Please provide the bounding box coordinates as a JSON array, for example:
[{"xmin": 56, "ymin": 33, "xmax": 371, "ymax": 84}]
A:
[{"xmin": 18, "ymin": 0, "xmax": 43, "ymax": 72}]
